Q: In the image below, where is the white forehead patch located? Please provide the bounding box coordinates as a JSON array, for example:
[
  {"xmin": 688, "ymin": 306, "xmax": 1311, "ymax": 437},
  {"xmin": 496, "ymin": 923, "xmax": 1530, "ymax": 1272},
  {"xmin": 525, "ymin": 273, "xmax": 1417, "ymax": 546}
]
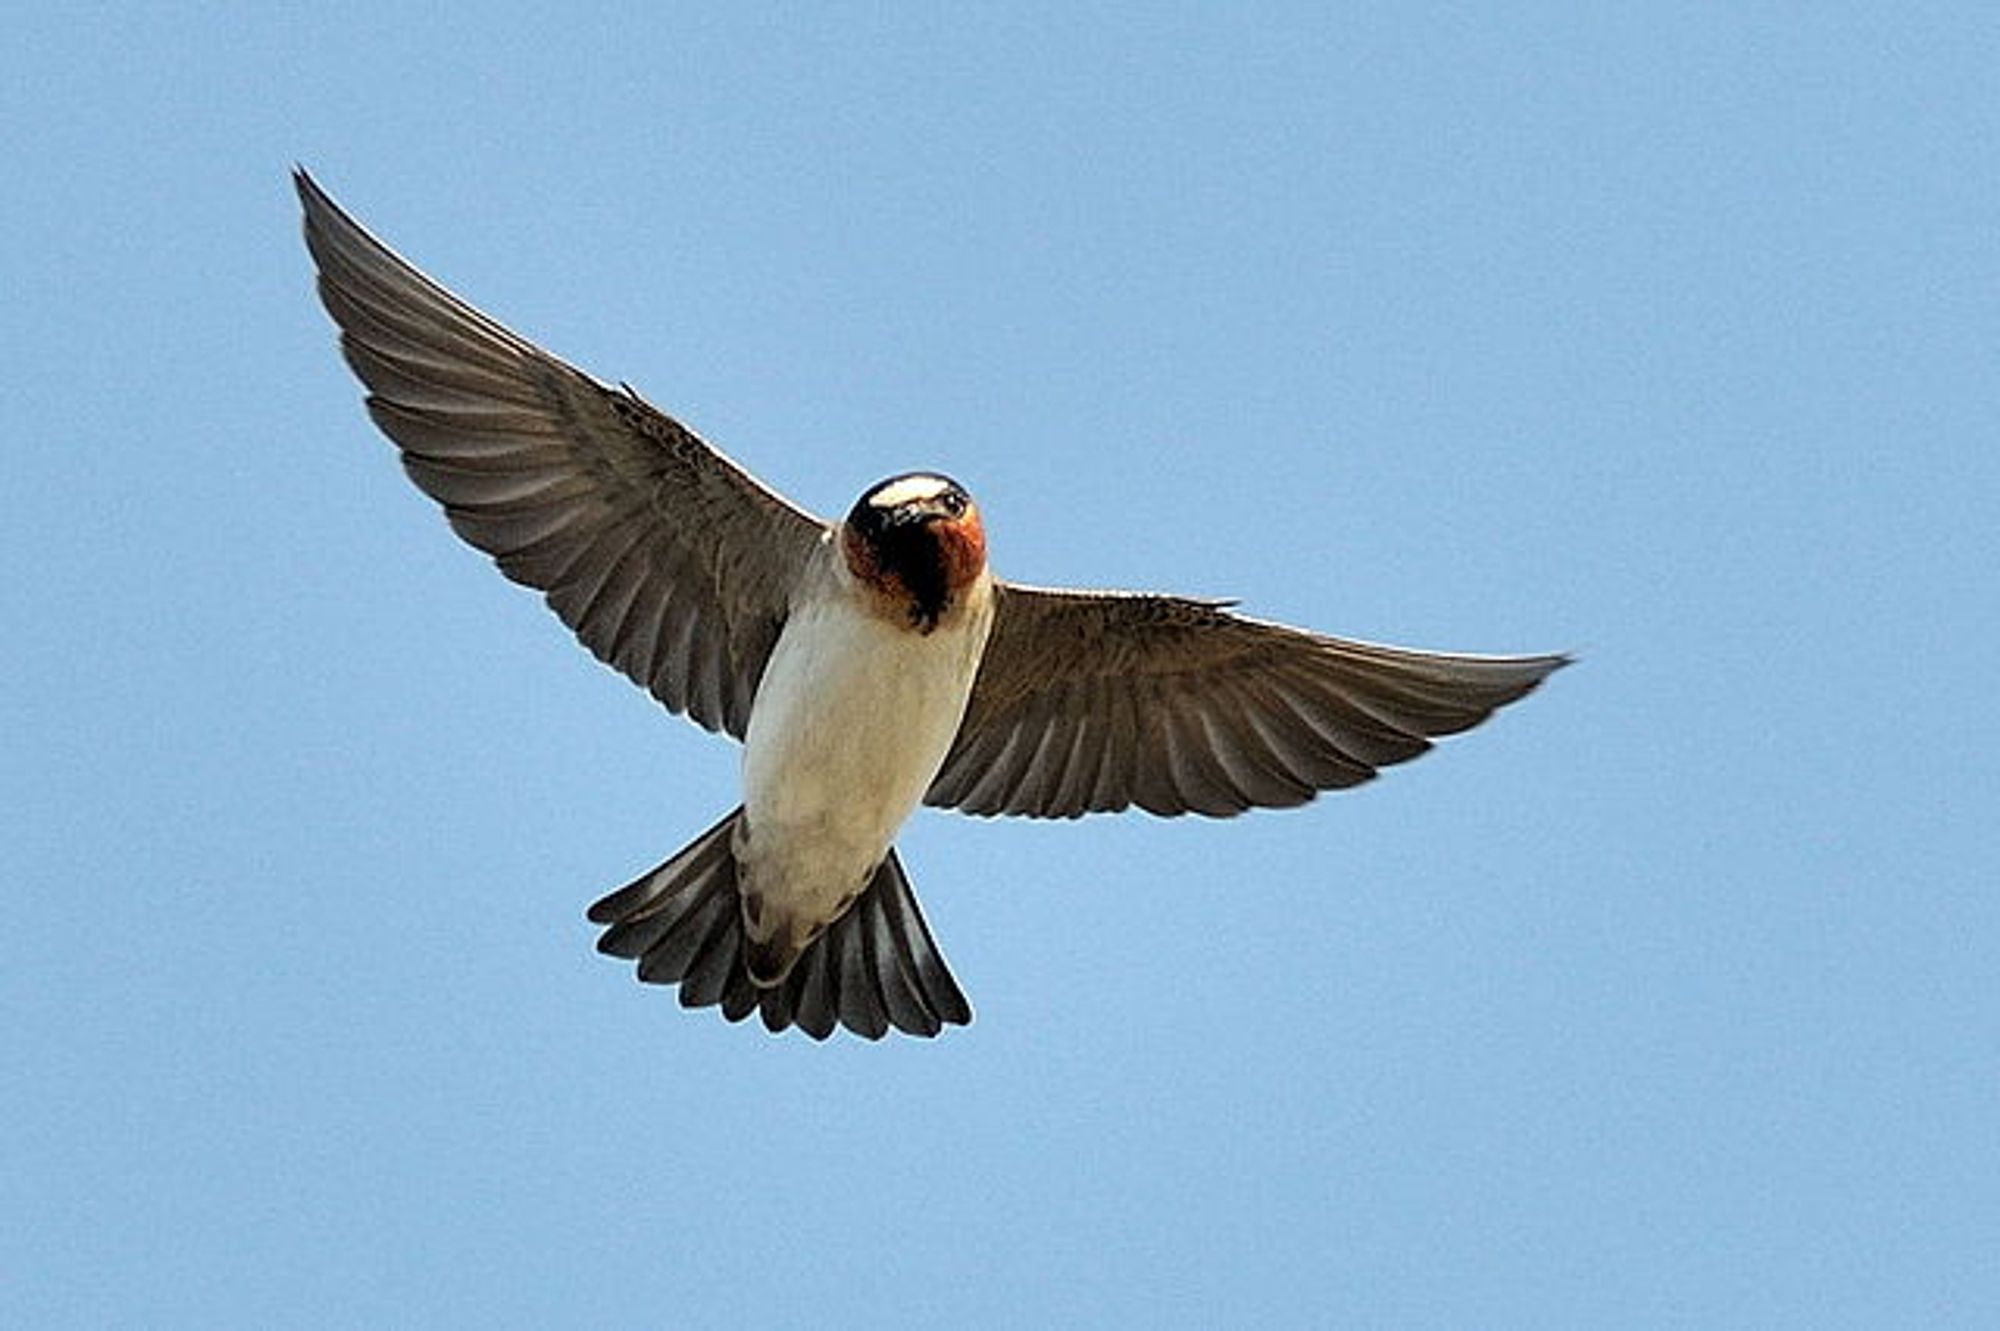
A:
[{"xmin": 867, "ymin": 474, "xmax": 953, "ymax": 508}]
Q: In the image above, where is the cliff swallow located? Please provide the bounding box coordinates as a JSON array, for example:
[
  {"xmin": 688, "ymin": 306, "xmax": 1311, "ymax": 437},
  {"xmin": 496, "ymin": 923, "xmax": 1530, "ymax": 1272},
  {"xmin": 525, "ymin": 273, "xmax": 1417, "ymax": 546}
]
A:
[{"xmin": 296, "ymin": 169, "xmax": 1568, "ymax": 1041}]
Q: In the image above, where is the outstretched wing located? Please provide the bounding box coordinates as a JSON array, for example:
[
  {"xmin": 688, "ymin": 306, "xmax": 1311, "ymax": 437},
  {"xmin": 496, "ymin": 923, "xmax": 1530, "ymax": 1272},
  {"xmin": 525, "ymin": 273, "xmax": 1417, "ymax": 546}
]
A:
[
  {"xmin": 297, "ymin": 169, "xmax": 826, "ymax": 739},
  {"xmin": 927, "ymin": 582, "xmax": 1568, "ymax": 819}
]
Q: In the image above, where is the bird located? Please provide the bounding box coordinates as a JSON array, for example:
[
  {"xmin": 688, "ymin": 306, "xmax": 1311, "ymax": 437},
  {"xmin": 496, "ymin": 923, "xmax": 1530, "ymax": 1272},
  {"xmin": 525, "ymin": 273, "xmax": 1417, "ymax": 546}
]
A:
[{"xmin": 295, "ymin": 167, "xmax": 1569, "ymax": 1042}]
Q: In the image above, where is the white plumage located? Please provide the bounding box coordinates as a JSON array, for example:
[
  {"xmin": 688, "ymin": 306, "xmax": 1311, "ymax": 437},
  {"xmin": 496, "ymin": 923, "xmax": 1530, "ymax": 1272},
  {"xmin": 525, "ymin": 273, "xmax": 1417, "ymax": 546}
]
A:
[{"xmin": 739, "ymin": 551, "xmax": 994, "ymax": 961}]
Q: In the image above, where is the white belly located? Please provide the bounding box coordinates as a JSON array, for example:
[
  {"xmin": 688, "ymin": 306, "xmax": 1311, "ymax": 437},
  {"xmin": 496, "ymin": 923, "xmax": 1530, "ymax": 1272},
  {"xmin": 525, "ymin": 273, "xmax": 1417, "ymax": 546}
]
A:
[{"xmin": 740, "ymin": 579, "xmax": 993, "ymax": 915}]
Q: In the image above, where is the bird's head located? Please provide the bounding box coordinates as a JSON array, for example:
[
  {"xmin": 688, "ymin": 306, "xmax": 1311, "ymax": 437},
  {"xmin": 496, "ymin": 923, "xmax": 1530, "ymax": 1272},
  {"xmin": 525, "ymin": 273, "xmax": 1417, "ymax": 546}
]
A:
[{"xmin": 841, "ymin": 472, "xmax": 987, "ymax": 632}]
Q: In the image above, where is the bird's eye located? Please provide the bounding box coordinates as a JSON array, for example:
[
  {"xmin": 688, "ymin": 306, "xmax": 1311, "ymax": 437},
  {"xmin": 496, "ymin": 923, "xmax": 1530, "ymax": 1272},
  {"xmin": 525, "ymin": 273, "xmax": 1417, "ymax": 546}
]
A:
[{"xmin": 942, "ymin": 493, "xmax": 966, "ymax": 518}]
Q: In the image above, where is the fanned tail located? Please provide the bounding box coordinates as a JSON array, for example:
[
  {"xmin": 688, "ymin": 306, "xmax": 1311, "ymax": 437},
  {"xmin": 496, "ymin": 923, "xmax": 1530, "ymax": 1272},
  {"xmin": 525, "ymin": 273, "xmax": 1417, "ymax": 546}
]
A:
[{"xmin": 587, "ymin": 809, "xmax": 971, "ymax": 1040}]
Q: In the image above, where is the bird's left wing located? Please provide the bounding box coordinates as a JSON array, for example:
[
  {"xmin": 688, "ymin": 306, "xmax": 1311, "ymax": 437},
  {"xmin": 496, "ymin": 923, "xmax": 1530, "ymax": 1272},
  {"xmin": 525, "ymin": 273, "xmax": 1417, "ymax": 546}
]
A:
[
  {"xmin": 296, "ymin": 170, "xmax": 827, "ymax": 738},
  {"xmin": 927, "ymin": 582, "xmax": 1568, "ymax": 818}
]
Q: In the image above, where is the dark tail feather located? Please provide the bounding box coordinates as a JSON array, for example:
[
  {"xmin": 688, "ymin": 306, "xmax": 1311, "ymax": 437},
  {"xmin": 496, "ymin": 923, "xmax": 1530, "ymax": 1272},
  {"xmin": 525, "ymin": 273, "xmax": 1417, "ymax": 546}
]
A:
[{"xmin": 587, "ymin": 815, "xmax": 971, "ymax": 1041}]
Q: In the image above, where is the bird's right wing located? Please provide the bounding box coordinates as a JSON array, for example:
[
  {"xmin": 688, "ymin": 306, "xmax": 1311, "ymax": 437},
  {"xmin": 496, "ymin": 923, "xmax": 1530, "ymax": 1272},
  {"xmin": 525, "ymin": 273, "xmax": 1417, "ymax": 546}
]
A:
[
  {"xmin": 297, "ymin": 169, "xmax": 826, "ymax": 739},
  {"xmin": 927, "ymin": 582, "xmax": 1569, "ymax": 819}
]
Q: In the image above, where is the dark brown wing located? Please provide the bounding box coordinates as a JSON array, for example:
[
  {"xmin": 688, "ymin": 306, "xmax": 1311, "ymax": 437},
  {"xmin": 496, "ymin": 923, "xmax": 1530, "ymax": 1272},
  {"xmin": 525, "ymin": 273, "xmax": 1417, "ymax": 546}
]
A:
[
  {"xmin": 296, "ymin": 169, "xmax": 826, "ymax": 738},
  {"xmin": 927, "ymin": 582, "xmax": 1569, "ymax": 818}
]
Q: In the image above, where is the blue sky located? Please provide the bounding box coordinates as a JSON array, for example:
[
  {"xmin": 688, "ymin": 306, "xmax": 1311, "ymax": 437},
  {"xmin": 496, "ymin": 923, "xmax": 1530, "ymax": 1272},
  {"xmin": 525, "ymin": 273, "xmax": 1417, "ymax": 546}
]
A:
[{"xmin": 4, "ymin": 6, "xmax": 1995, "ymax": 1326}]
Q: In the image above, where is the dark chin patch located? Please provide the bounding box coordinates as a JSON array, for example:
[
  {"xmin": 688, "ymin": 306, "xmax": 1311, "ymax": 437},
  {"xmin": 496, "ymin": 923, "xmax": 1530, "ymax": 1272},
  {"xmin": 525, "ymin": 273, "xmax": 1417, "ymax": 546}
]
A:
[{"xmin": 875, "ymin": 524, "xmax": 951, "ymax": 630}]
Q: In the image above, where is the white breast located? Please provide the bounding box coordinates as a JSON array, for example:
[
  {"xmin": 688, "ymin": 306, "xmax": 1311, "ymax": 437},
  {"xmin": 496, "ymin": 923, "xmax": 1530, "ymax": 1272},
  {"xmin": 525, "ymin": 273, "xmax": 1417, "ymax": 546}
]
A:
[{"xmin": 739, "ymin": 557, "xmax": 994, "ymax": 914}]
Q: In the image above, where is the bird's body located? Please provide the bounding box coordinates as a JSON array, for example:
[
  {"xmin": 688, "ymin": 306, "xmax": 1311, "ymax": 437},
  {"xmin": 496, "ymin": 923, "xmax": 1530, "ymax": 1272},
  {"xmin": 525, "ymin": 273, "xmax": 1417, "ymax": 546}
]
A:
[
  {"xmin": 739, "ymin": 507, "xmax": 995, "ymax": 983},
  {"xmin": 295, "ymin": 168, "xmax": 1569, "ymax": 1041}
]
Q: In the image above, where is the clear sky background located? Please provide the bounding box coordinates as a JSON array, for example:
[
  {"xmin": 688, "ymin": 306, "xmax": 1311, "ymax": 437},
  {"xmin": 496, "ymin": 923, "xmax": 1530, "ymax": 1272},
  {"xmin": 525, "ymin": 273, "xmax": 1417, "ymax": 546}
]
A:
[{"xmin": 4, "ymin": 6, "xmax": 1994, "ymax": 1327}]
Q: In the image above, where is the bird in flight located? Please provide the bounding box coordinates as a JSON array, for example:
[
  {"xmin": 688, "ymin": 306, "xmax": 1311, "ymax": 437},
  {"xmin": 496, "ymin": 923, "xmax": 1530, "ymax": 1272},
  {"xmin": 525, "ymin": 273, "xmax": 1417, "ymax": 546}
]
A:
[{"xmin": 295, "ymin": 168, "xmax": 1568, "ymax": 1042}]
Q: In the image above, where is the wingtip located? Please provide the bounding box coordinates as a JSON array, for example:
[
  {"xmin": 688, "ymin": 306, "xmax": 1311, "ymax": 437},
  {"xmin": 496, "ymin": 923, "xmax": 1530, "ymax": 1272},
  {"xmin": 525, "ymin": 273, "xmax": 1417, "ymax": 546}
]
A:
[
  {"xmin": 1502, "ymin": 649, "xmax": 1574, "ymax": 699},
  {"xmin": 292, "ymin": 166, "xmax": 339, "ymax": 240},
  {"xmin": 292, "ymin": 166, "xmax": 358, "ymax": 239},
  {"xmin": 1490, "ymin": 647, "xmax": 1576, "ymax": 685}
]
